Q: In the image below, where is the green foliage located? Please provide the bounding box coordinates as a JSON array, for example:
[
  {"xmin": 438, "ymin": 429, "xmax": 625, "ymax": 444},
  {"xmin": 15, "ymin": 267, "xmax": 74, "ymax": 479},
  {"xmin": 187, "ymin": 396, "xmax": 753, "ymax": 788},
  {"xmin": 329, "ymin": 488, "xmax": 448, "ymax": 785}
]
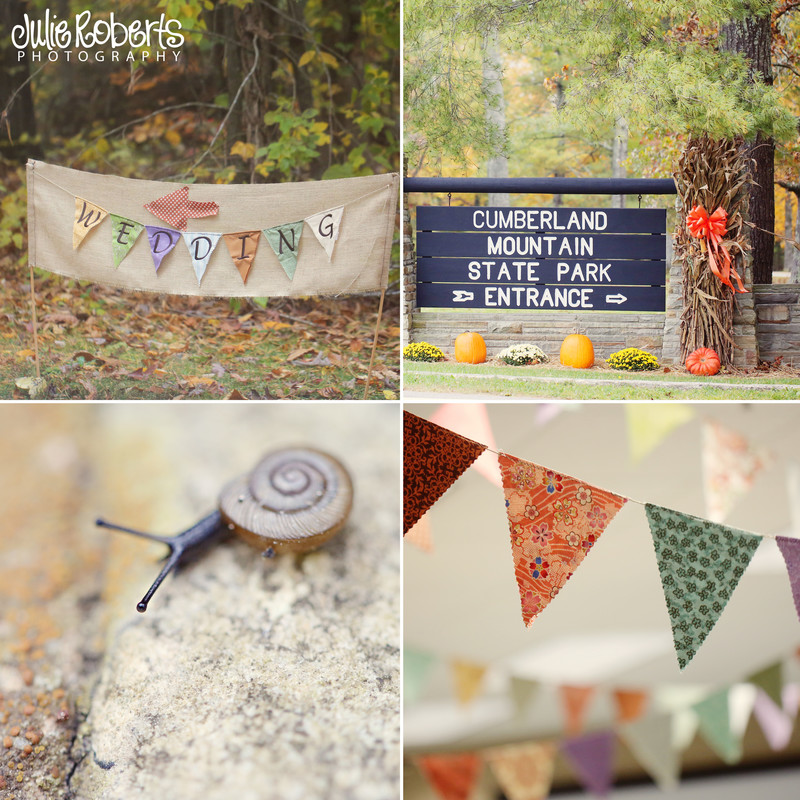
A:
[
  {"xmin": 403, "ymin": 341, "xmax": 445, "ymax": 362},
  {"xmin": 0, "ymin": 167, "xmax": 27, "ymax": 266},
  {"xmin": 497, "ymin": 343, "xmax": 549, "ymax": 366},
  {"xmin": 606, "ymin": 347, "xmax": 660, "ymax": 371}
]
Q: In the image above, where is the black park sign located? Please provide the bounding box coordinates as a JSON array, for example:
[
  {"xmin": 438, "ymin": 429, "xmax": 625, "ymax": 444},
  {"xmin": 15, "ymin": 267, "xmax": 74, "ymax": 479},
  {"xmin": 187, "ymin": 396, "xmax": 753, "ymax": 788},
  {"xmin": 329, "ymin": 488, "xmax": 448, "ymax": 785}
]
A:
[{"xmin": 416, "ymin": 206, "xmax": 667, "ymax": 312}]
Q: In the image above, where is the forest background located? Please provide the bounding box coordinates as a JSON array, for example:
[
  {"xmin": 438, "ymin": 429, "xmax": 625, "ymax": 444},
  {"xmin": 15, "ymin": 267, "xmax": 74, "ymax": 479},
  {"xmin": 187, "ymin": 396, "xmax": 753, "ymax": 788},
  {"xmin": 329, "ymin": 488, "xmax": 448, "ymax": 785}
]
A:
[{"xmin": 0, "ymin": 0, "xmax": 400, "ymax": 399}]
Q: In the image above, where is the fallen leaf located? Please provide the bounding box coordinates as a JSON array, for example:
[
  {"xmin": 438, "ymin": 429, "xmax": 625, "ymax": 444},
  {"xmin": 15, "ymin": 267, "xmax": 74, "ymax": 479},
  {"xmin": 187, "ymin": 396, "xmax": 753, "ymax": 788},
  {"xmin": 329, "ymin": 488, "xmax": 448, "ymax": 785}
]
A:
[
  {"xmin": 225, "ymin": 389, "xmax": 246, "ymax": 400},
  {"xmin": 286, "ymin": 347, "xmax": 313, "ymax": 362}
]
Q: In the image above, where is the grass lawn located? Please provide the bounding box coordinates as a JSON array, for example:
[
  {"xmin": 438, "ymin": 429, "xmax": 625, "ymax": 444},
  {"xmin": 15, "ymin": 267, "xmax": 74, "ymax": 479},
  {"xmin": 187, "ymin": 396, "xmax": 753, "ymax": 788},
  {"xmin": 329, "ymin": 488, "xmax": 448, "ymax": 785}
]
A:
[{"xmin": 403, "ymin": 360, "xmax": 800, "ymax": 400}]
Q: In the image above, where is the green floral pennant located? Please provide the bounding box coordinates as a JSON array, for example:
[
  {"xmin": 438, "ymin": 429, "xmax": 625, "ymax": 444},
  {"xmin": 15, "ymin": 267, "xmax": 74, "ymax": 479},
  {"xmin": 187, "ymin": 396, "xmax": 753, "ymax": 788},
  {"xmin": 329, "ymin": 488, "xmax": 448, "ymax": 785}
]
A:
[
  {"xmin": 645, "ymin": 504, "xmax": 761, "ymax": 670},
  {"xmin": 110, "ymin": 214, "xmax": 144, "ymax": 268}
]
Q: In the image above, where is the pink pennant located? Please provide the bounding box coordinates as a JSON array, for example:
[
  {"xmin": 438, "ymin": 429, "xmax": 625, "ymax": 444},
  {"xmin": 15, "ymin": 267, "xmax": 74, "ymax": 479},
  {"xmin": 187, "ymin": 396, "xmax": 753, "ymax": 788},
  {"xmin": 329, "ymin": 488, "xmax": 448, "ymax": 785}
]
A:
[
  {"xmin": 753, "ymin": 690, "xmax": 793, "ymax": 751},
  {"xmin": 777, "ymin": 536, "xmax": 800, "ymax": 624},
  {"xmin": 144, "ymin": 186, "xmax": 219, "ymax": 232}
]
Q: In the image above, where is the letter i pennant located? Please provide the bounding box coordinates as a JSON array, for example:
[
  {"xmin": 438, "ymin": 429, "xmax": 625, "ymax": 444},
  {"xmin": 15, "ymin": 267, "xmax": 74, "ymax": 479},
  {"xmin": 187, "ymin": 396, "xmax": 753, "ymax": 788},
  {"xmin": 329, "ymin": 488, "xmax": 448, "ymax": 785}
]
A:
[
  {"xmin": 223, "ymin": 231, "xmax": 261, "ymax": 283},
  {"xmin": 73, "ymin": 197, "xmax": 108, "ymax": 249},
  {"xmin": 498, "ymin": 453, "xmax": 626, "ymax": 627}
]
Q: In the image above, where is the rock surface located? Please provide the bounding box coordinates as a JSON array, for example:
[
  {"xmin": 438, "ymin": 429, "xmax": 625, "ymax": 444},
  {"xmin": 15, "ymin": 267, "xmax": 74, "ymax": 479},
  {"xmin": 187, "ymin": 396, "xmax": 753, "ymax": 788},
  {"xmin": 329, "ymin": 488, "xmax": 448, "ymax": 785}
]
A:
[{"xmin": 0, "ymin": 404, "xmax": 400, "ymax": 800}]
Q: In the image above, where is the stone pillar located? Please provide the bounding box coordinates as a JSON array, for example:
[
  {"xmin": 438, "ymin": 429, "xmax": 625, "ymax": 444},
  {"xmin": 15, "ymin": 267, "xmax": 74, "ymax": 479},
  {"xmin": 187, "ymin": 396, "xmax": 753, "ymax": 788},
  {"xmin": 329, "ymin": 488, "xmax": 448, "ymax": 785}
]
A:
[{"xmin": 402, "ymin": 160, "xmax": 415, "ymax": 345}]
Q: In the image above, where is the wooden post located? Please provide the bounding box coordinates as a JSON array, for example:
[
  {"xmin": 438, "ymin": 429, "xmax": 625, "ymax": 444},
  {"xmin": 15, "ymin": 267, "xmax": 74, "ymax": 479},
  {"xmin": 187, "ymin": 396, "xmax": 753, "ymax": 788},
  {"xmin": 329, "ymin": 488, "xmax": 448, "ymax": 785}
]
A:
[
  {"xmin": 28, "ymin": 260, "xmax": 41, "ymax": 379},
  {"xmin": 363, "ymin": 288, "xmax": 386, "ymax": 399}
]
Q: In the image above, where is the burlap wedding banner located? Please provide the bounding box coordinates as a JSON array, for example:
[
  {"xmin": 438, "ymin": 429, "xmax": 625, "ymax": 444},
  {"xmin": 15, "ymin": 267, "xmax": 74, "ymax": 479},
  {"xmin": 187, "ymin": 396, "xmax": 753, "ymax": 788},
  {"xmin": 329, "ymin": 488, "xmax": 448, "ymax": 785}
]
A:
[{"xmin": 27, "ymin": 160, "xmax": 399, "ymax": 298}]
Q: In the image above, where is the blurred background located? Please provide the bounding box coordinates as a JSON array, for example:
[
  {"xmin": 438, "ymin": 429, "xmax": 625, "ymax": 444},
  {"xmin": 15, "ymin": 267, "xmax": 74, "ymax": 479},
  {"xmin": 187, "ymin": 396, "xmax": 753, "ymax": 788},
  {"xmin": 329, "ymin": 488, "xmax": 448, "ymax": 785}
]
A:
[{"xmin": 404, "ymin": 402, "xmax": 800, "ymax": 799}]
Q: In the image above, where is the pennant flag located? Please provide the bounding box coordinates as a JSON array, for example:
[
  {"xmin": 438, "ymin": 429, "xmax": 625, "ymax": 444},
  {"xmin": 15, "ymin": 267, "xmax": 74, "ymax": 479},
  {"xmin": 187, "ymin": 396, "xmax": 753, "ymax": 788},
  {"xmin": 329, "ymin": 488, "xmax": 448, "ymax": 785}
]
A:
[
  {"xmin": 305, "ymin": 205, "xmax": 344, "ymax": 261},
  {"xmin": 619, "ymin": 714, "xmax": 680, "ymax": 790},
  {"xmin": 72, "ymin": 197, "xmax": 107, "ymax": 249},
  {"xmin": 748, "ymin": 662, "xmax": 783, "ymax": 708},
  {"xmin": 223, "ymin": 231, "xmax": 261, "ymax": 283},
  {"xmin": 416, "ymin": 753, "xmax": 481, "ymax": 800},
  {"xmin": 626, "ymin": 404, "xmax": 694, "ymax": 463},
  {"xmin": 499, "ymin": 453, "xmax": 626, "ymax": 626},
  {"xmin": 509, "ymin": 676, "xmax": 538, "ymax": 718},
  {"xmin": 431, "ymin": 403, "xmax": 502, "ymax": 487},
  {"xmin": 404, "ymin": 648, "xmax": 436, "ymax": 705},
  {"xmin": 777, "ymin": 536, "xmax": 800, "ymax": 624},
  {"xmin": 694, "ymin": 688, "xmax": 742, "ymax": 764},
  {"xmin": 728, "ymin": 684, "xmax": 756, "ymax": 740},
  {"xmin": 561, "ymin": 730, "xmax": 615, "ymax": 797},
  {"xmin": 703, "ymin": 421, "xmax": 768, "ymax": 522},
  {"xmin": 560, "ymin": 685, "xmax": 595, "ymax": 736},
  {"xmin": 403, "ymin": 411, "xmax": 486, "ymax": 534},
  {"xmin": 110, "ymin": 214, "xmax": 144, "ymax": 267},
  {"xmin": 485, "ymin": 741, "xmax": 556, "ymax": 800},
  {"xmin": 612, "ymin": 689, "xmax": 648, "ymax": 724},
  {"xmin": 753, "ymin": 689, "xmax": 794, "ymax": 751},
  {"xmin": 264, "ymin": 221, "xmax": 304, "ymax": 281},
  {"xmin": 788, "ymin": 463, "xmax": 800, "ymax": 536},
  {"xmin": 144, "ymin": 225, "xmax": 181, "ymax": 273},
  {"xmin": 143, "ymin": 185, "xmax": 219, "ymax": 231},
  {"xmin": 673, "ymin": 707, "xmax": 700, "ymax": 751},
  {"xmin": 645, "ymin": 504, "xmax": 761, "ymax": 670},
  {"xmin": 182, "ymin": 232, "xmax": 222, "ymax": 286},
  {"xmin": 405, "ymin": 514, "xmax": 433, "ymax": 553},
  {"xmin": 452, "ymin": 660, "xmax": 487, "ymax": 705}
]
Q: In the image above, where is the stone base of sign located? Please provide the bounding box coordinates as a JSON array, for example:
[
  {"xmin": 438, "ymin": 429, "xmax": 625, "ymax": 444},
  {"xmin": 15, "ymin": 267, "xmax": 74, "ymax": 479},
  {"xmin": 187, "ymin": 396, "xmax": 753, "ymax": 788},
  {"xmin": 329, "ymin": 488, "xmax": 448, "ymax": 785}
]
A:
[{"xmin": 754, "ymin": 284, "xmax": 800, "ymax": 365}]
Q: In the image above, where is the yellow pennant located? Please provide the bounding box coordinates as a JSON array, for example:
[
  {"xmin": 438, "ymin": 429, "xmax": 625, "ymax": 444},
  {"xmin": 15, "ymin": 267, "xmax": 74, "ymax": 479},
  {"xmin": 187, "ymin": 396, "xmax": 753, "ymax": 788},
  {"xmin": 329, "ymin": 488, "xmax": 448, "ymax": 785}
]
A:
[{"xmin": 72, "ymin": 197, "xmax": 108, "ymax": 249}]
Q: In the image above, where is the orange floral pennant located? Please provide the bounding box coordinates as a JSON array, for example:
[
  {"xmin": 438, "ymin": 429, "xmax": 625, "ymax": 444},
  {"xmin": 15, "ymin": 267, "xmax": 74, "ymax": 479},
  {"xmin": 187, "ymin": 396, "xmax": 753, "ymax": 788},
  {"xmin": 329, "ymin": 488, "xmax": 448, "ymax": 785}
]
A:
[
  {"xmin": 499, "ymin": 453, "xmax": 627, "ymax": 627},
  {"xmin": 416, "ymin": 753, "xmax": 482, "ymax": 800}
]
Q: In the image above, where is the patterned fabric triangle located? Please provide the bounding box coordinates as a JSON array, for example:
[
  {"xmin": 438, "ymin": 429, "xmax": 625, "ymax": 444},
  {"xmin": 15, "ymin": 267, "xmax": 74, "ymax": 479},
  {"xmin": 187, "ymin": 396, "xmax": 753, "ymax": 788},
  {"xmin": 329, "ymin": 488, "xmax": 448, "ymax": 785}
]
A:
[
  {"xmin": 747, "ymin": 662, "xmax": 783, "ymax": 708},
  {"xmin": 498, "ymin": 454, "xmax": 626, "ymax": 626},
  {"xmin": 451, "ymin": 660, "xmax": 486, "ymax": 705},
  {"xmin": 560, "ymin": 685, "xmax": 595, "ymax": 736},
  {"xmin": 403, "ymin": 411, "xmax": 486, "ymax": 534},
  {"xmin": 416, "ymin": 753, "xmax": 482, "ymax": 800},
  {"xmin": 612, "ymin": 688, "xmax": 648, "ymax": 723},
  {"xmin": 645, "ymin": 504, "xmax": 761, "ymax": 670},
  {"xmin": 694, "ymin": 689, "xmax": 742, "ymax": 764},
  {"xmin": 618, "ymin": 714, "xmax": 679, "ymax": 790},
  {"xmin": 776, "ymin": 536, "xmax": 800, "ymax": 625},
  {"xmin": 561, "ymin": 730, "xmax": 615, "ymax": 797},
  {"xmin": 484, "ymin": 741, "xmax": 556, "ymax": 800}
]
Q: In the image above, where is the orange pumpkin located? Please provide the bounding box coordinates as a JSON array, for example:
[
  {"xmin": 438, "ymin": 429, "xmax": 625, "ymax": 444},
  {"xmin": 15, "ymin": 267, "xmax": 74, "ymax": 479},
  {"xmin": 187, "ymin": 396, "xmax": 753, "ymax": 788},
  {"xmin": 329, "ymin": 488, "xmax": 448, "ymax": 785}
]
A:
[
  {"xmin": 454, "ymin": 331, "xmax": 486, "ymax": 364},
  {"xmin": 559, "ymin": 334, "xmax": 594, "ymax": 369},
  {"xmin": 685, "ymin": 347, "xmax": 720, "ymax": 376}
]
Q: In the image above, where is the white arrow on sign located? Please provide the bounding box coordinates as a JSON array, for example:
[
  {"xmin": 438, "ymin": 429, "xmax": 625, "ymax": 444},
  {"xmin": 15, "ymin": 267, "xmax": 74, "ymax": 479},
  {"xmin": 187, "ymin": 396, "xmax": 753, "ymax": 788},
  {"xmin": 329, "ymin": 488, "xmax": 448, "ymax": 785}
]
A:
[
  {"xmin": 606, "ymin": 293, "xmax": 627, "ymax": 305},
  {"xmin": 453, "ymin": 290, "xmax": 474, "ymax": 302}
]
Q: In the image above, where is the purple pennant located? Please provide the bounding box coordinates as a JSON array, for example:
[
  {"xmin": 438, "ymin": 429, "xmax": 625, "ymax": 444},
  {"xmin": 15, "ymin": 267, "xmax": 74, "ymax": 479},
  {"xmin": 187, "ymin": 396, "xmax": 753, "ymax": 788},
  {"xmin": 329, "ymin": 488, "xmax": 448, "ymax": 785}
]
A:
[
  {"xmin": 145, "ymin": 225, "xmax": 182, "ymax": 273},
  {"xmin": 561, "ymin": 730, "xmax": 615, "ymax": 797},
  {"xmin": 776, "ymin": 536, "xmax": 800, "ymax": 624}
]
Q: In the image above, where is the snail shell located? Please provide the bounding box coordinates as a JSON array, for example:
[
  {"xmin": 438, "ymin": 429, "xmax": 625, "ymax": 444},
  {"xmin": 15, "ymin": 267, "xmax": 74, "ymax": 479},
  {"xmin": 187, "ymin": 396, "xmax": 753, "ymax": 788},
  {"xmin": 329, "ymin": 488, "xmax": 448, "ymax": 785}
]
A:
[{"xmin": 219, "ymin": 447, "xmax": 353, "ymax": 554}]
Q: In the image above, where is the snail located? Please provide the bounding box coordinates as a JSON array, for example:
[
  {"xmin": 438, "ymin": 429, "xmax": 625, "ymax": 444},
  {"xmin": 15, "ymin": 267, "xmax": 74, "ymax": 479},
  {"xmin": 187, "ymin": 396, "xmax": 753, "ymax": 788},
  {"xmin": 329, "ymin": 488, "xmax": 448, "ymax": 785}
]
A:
[{"xmin": 96, "ymin": 447, "xmax": 353, "ymax": 613}]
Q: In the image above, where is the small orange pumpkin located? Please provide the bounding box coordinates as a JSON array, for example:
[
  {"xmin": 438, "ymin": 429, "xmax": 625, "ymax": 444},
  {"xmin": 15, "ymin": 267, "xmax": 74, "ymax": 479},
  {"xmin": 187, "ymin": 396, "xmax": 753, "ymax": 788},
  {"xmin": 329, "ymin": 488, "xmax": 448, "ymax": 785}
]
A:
[
  {"xmin": 685, "ymin": 347, "xmax": 720, "ymax": 376},
  {"xmin": 454, "ymin": 331, "xmax": 486, "ymax": 364},
  {"xmin": 559, "ymin": 334, "xmax": 594, "ymax": 369}
]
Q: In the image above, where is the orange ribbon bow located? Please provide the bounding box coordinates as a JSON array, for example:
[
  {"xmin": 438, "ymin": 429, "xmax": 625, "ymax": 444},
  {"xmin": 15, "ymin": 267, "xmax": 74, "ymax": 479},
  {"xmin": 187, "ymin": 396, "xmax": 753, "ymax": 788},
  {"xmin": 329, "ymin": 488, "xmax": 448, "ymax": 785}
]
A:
[{"xmin": 686, "ymin": 205, "xmax": 748, "ymax": 294}]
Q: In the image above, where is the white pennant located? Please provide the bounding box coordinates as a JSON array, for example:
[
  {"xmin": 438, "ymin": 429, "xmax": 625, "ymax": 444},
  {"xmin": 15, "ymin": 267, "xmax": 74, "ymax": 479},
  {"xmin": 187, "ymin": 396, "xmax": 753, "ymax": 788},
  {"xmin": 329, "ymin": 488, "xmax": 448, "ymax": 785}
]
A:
[
  {"xmin": 182, "ymin": 232, "xmax": 222, "ymax": 286},
  {"xmin": 305, "ymin": 206, "xmax": 344, "ymax": 261}
]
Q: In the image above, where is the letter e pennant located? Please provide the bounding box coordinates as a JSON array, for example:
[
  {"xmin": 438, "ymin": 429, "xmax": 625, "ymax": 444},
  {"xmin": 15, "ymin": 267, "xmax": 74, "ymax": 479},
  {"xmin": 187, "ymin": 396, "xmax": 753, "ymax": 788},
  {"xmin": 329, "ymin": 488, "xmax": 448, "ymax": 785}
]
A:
[
  {"xmin": 110, "ymin": 214, "xmax": 144, "ymax": 267},
  {"xmin": 499, "ymin": 454, "xmax": 626, "ymax": 627},
  {"xmin": 223, "ymin": 231, "xmax": 261, "ymax": 283},
  {"xmin": 73, "ymin": 197, "xmax": 107, "ymax": 249},
  {"xmin": 305, "ymin": 206, "xmax": 343, "ymax": 261},
  {"xmin": 403, "ymin": 411, "xmax": 486, "ymax": 534}
]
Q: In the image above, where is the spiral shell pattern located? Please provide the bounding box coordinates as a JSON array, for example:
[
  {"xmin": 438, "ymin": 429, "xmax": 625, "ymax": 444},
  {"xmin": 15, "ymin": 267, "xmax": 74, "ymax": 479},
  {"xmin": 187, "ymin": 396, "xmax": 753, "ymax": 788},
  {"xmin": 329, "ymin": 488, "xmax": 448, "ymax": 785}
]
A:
[{"xmin": 219, "ymin": 447, "xmax": 352, "ymax": 553}]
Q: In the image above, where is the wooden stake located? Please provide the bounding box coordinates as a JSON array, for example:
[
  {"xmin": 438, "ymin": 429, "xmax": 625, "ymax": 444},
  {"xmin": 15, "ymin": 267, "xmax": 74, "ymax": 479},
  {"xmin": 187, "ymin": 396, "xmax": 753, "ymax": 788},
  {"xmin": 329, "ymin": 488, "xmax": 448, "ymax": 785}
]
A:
[
  {"xmin": 363, "ymin": 288, "xmax": 386, "ymax": 400},
  {"xmin": 28, "ymin": 261, "xmax": 41, "ymax": 380}
]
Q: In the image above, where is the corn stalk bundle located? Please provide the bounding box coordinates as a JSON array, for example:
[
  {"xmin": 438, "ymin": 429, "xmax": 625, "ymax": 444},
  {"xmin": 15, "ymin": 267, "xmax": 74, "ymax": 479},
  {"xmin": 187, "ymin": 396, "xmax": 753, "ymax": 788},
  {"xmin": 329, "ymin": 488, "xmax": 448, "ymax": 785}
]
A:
[{"xmin": 673, "ymin": 135, "xmax": 751, "ymax": 366}]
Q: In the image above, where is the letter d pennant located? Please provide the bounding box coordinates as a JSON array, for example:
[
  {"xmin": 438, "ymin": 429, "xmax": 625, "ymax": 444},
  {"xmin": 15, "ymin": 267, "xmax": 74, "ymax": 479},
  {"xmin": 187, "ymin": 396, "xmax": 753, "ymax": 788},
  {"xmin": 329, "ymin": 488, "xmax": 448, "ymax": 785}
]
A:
[{"xmin": 182, "ymin": 232, "xmax": 222, "ymax": 286}]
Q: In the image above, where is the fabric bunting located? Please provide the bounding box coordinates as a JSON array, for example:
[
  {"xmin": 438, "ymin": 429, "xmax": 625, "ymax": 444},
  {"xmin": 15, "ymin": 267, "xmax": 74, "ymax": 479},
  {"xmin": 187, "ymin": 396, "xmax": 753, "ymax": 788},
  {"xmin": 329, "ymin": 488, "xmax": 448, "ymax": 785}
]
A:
[
  {"xmin": 452, "ymin": 660, "xmax": 486, "ymax": 705},
  {"xmin": 403, "ymin": 411, "xmax": 486, "ymax": 534},
  {"xmin": 110, "ymin": 214, "xmax": 144, "ymax": 267},
  {"xmin": 619, "ymin": 714, "xmax": 680, "ymax": 790},
  {"xmin": 560, "ymin": 685, "xmax": 595, "ymax": 736},
  {"xmin": 561, "ymin": 730, "xmax": 615, "ymax": 797},
  {"xmin": 753, "ymin": 689, "xmax": 794, "ymax": 751},
  {"xmin": 416, "ymin": 753, "xmax": 481, "ymax": 800},
  {"xmin": 484, "ymin": 741, "xmax": 556, "ymax": 800},
  {"xmin": 305, "ymin": 205, "xmax": 344, "ymax": 261},
  {"xmin": 405, "ymin": 514, "xmax": 433, "ymax": 553},
  {"xmin": 264, "ymin": 221, "xmax": 304, "ymax": 280},
  {"xmin": 509, "ymin": 676, "xmax": 538, "ymax": 718},
  {"xmin": 182, "ymin": 232, "xmax": 222, "ymax": 286},
  {"xmin": 72, "ymin": 197, "xmax": 107, "ymax": 249},
  {"xmin": 645, "ymin": 504, "xmax": 761, "ymax": 670},
  {"xmin": 747, "ymin": 662, "xmax": 783, "ymax": 708},
  {"xmin": 145, "ymin": 226, "xmax": 181, "ymax": 273},
  {"xmin": 776, "ymin": 536, "xmax": 800, "ymax": 624},
  {"xmin": 404, "ymin": 648, "xmax": 436, "ymax": 706},
  {"xmin": 143, "ymin": 185, "xmax": 219, "ymax": 231},
  {"xmin": 499, "ymin": 453, "xmax": 626, "ymax": 627},
  {"xmin": 693, "ymin": 689, "xmax": 741, "ymax": 764},
  {"xmin": 625, "ymin": 404, "xmax": 694, "ymax": 463},
  {"xmin": 612, "ymin": 689, "xmax": 648, "ymax": 724},
  {"xmin": 223, "ymin": 231, "xmax": 261, "ymax": 283}
]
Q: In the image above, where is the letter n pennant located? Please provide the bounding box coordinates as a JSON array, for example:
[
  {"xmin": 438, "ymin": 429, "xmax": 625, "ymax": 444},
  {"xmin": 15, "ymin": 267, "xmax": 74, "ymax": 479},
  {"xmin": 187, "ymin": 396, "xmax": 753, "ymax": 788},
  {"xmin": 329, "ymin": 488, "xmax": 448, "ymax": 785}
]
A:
[
  {"xmin": 110, "ymin": 215, "xmax": 144, "ymax": 268},
  {"xmin": 645, "ymin": 504, "xmax": 761, "ymax": 670},
  {"xmin": 145, "ymin": 226, "xmax": 181, "ymax": 273},
  {"xmin": 403, "ymin": 411, "xmax": 486, "ymax": 534},
  {"xmin": 498, "ymin": 454, "xmax": 626, "ymax": 627},
  {"xmin": 305, "ymin": 206, "xmax": 344, "ymax": 261},
  {"xmin": 264, "ymin": 220, "xmax": 304, "ymax": 280},
  {"xmin": 73, "ymin": 197, "xmax": 108, "ymax": 249},
  {"xmin": 223, "ymin": 231, "xmax": 261, "ymax": 283}
]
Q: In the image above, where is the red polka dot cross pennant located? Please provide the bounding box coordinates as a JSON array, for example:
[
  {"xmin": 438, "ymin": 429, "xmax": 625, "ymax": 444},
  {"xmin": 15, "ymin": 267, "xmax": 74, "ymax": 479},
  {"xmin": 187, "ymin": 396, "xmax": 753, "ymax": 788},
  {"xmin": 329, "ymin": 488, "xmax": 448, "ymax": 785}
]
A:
[
  {"xmin": 499, "ymin": 453, "xmax": 626, "ymax": 627},
  {"xmin": 143, "ymin": 186, "xmax": 219, "ymax": 232}
]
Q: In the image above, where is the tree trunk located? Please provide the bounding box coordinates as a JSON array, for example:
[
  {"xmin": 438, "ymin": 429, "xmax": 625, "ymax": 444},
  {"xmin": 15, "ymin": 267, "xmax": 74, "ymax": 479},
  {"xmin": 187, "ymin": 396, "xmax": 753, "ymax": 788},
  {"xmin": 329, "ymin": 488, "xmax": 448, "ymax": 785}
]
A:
[
  {"xmin": 611, "ymin": 117, "xmax": 628, "ymax": 210},
  {"xmin": 481, "ymin": 24, "xmax": 509, "ymax": 207},
  {"xmin": 720, "ymin": 8, "xmax": 775, "ymax": 284}
]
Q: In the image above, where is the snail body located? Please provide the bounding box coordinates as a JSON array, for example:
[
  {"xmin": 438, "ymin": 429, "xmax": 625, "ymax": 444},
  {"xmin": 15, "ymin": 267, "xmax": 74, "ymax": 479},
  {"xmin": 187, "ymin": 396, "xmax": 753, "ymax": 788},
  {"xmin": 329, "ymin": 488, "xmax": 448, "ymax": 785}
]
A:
[{"xmin": 97, "ymin": 447, "xmax": 352, "ymax": 612}]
